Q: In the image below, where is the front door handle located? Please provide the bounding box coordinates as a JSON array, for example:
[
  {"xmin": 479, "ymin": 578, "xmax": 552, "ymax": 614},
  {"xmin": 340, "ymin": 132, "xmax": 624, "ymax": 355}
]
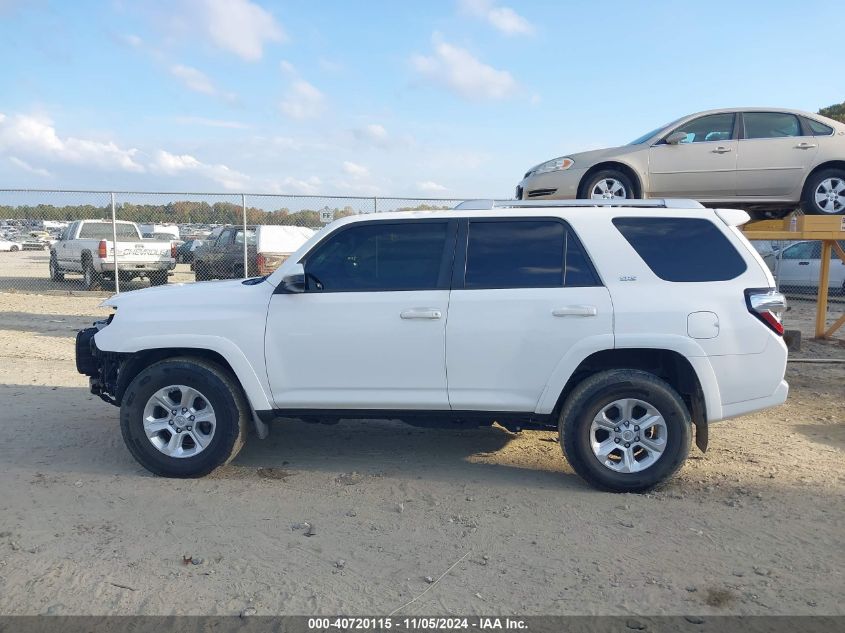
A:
[
  {"xmin": 795, "ymin": 142, "xmax": 817, "ymax": 150},
  {"xmin": 400, "ymin": 308, "xmax": 442, "ymax": 320},
  {"xmin": 711, "ymin": 146, "xmax": 732, "ymax": 154},
  {"xmin": 552, "ymin": 305, "xmax": 597, "ymax": 317},
  {"xmin": 798, "ymin": 261, "xmax": 810, "ymax": 266}
]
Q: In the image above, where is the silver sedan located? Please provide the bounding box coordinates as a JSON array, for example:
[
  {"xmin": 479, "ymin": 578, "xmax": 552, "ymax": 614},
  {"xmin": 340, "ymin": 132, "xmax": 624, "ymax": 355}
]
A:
[{"xmin": 517, "ymin": 108, "xmax": 845, "ymax": 216}]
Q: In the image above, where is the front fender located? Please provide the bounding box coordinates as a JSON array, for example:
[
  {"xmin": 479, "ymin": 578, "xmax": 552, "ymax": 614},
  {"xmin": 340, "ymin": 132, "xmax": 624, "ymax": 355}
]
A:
[{"xmin": 93, "ymin": 331, "xmax": 273, "ymax": 411}]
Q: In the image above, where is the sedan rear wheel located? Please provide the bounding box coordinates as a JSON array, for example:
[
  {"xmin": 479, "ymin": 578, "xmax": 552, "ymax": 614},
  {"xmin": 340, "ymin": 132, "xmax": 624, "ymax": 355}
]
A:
[{"xmin": 802, "ymin": 169, "xmax": 845, "ymax": 215}]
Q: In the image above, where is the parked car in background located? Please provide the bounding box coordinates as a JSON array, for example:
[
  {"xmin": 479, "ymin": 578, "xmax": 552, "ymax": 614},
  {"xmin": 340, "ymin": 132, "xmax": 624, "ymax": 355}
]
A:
[
  {"xmin": 22, "ymin": 230, "xmax": 54, "ymax": 250},
  {"xmin": 176, "ymin": 239, "xmax": 204, "ymax": 264},
  {"xmin": 193, "ymin": 225, "xmax": 314, "ymax": 280},
  {"xmin": 517, "ymin": 108, "xmax": 845, "ymax": 217},
  {"xmin": 140, "ymin": 224, "xmax": 180, "ymax": 240},
  {"xmin": 764, "ymin": 240, "xmax": 845, "ymax": 294},
  {"xmin": 50, "ymin": 220, "xmax": 176, "ymax": 289},
  {"xmin": 0, "ymin": 238, "xmax": 21, "ymax": 252}
]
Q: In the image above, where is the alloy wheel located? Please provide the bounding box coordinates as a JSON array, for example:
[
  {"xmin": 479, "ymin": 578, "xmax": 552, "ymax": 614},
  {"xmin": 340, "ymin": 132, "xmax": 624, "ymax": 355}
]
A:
[
  {"xmin": 589, "ymin": 398, "xmax": 667, "ymax": 473},
  {"xmin": 814, "ymin": 177, "xmax": 845, "ymax": 214},
  {"xmin": 590, "ymin": 178, "xmax": 627, "ymax": 200},
  {"xmin": 142, "ymin": 385, "xmax": 217, "ymax": 458}
]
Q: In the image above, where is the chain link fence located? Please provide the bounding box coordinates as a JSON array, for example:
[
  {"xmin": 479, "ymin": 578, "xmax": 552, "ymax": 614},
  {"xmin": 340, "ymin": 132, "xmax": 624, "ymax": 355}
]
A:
[{"xmin": 0, "ymin": 190, "xmax": 461, "ymax": 295}]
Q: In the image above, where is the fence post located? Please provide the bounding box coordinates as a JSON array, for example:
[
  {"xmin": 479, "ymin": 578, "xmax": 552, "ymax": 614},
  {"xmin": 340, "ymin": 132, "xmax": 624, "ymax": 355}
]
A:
[
  {"xmin": 110, "ymin": 192, "xmax": 120, "ymax": 294},
  {"xmin": 373, "ymin": 197, "xmax": 378, "ymax": 214},
  {"xmin": 242, "ymin": 193, "xmax": 248, "ymax": 278}
]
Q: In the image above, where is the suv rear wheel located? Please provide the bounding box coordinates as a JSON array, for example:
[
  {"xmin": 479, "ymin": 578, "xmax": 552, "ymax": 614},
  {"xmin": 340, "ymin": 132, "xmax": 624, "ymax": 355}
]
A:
[
  {"xmin": 120, "ymin": 357, "xmax": 248, "ymax": 477},
  {"xmin": 581, "ymin": 169, "xmax": 636, "ymax": 201},
  {"xmin": 560, "ymin": 369, "xmax": 691, "ymax": 492}
]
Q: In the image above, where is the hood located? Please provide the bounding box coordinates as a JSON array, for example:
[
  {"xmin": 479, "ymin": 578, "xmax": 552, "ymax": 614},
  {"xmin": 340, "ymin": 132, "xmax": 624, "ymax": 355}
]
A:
[
  {"xmin": 100, "ymin": 278, "xmax": 260, "ymax": 309},
  {"xmin": 527, "ymin": 144, "xmax": 644, "ymax": 176}
]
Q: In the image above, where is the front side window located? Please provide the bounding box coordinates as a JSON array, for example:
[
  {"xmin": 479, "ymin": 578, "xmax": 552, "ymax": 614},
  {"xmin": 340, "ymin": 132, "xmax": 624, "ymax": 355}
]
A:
[
  {"xmin": 464, "ymin": 220, "xmax": 599, "ymax": 289},
  {"xmin": 216, "ymin": 229, "xmax": 234, "ymax": 245},
  {"xmin": 304, "ymin": 221, "xmax": 449, "ymax": 292},
  {"xmin": 744, "ymin": 112, "xmax": 802, "ymax": 139},
  {"xmin": 667, "ymin": 113, "xmax": 735, "ymax": 144},
  {"xmin": 613, "ymin": 217, "xmax": 747, "ymax": 282},
  {"xmin": 782, "ymin": 242, "xmax": 816, "ymax": 260}
]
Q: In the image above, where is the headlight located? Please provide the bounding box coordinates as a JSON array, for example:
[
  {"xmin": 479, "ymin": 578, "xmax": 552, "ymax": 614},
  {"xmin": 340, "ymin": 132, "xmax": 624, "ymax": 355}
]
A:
[{"xmin": 531, "ymin": 157, "xmax": 574, "ymax": 175}]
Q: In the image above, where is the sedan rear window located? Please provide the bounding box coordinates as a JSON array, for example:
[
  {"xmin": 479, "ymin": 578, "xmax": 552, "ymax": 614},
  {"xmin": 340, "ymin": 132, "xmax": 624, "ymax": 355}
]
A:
[{"xmin": 612, "ymin": 217, "xmax": 747, "ymax": 282}]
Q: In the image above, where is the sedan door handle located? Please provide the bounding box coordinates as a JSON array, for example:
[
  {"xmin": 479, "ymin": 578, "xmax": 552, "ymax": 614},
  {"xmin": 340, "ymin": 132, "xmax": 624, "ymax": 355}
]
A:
[
  {"xmin": 798, "ymin": 261, "xmax": 810, "ymax": 265},
  {"xmin": 552, "ymin": 305, "xmax": 597, "ymax": 317},
  {"xmin": 400, "ymin": 308, "xmax": 442, "ymax": 320},
  {"xmin": 711, "ymin": 146, "xmax": 732, "ymax": 154},
  {"xmin": 795, "ymin": 142, "xmax": 817, "ymax": 150}
]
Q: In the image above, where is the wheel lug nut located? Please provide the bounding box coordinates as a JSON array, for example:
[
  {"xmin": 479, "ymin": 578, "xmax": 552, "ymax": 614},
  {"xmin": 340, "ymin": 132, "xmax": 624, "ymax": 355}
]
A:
[
  {"xmin": 624, "ymin": 442, "xmax": 630, "ymax": 448},
  {"xmin": 614, "ymin": 438, "xmax": 620, "ymax": 444},
  {"xmin": 634, "ymin": 426, "xmax": 639, "ymax": 431},
  {"xmin": 186, "ymin": 425, "xmax": 192, "ymax": 431},
  {"xmin": 168, "ymin": 420, "xmax": 174, "ymax": 425},
  {"xmin": 181, "ymin": 407, "xmax": 187, "ymax": 413},
  {"xmin": 171, "ymin": 409, "xmax": 177, "ymax": 415},
  {"xmin": 176, "ymin": 427, "xmax": 182, "ymax": 433},
  {"xmin": 614, "ymin": 427, "xmax": 620, "ymax": 432},
  {"xmin": 189, "ymin": 415, "xmax": 195, "ymax": 421},
  {"xmin": 635, "ymin": 436, "xmax": 640, "ymax": 441}
]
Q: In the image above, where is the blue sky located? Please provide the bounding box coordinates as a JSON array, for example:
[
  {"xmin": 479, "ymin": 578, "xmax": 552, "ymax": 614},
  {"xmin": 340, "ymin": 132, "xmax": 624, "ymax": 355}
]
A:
[{"xmin": 0, "ymin": 0, "xmax": 840, "ymax": 198}]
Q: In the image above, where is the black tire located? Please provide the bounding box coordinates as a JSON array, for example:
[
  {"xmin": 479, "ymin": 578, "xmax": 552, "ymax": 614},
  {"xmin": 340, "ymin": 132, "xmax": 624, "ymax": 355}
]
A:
[
  {"xmin": 120, "ymin": 357, "xmax": 248, "ymax": 477},
  {"xmin": 559, "ymin": 369, "xmax": 691, "ymax": 493},
  {"xmin": 580, "ymin": 169, "xmax": 637, "ymax": 200},
  {"xmin": 148, "ymin": 270, "xmax": 168, "ymax": 286},
  {"xmin": 194, "ymin": 261, "xmax": 210, "ymax": 281},
  {"xmin": 49, "ymin": 255, "xmax": 64, "ymax": 281},
  {"xmin": 10, "ymin": 245, "xmax": 19, "ymax": 252},
  {"xmin": 82, "ymin": 258, "xmax": 102, "ymax": 290},
  {"xmin": 801, "ymin": 168, "xmax": 845, "ymax": 215}
]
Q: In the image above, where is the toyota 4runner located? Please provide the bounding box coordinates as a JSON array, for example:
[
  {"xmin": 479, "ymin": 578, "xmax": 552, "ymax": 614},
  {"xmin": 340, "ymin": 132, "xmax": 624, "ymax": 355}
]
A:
[{"xmin": 75, "ymin": 199, "xmax": 789, "ymax": 492}]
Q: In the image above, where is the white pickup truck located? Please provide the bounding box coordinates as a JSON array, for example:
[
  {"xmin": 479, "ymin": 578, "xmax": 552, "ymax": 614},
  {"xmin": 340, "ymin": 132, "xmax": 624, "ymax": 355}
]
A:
[{"xmin": 50, "ymin": 220, "xmax": 176, "ymax": 289}]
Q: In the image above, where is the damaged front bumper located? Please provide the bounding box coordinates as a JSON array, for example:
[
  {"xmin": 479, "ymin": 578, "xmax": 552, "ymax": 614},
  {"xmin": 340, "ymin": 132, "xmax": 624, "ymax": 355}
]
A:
[{"xmin": 75, "ymin": 318, "xmax": 122, "ymax": 406}]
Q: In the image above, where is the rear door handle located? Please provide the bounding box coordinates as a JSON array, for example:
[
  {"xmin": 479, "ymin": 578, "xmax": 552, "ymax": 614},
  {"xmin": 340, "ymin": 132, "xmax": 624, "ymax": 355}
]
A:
[
  {"xmin": 798, "ymin": 261, "xmax": 810, "ymax": 265},
  {"xmin": 711, "ymin": 146, "xmax": 732, "ymax": 154},
  {"xmin": 552, "ymin": 305, "xmax": 597, "ymax": 317},
  {"xmin": 795, "ymin": 142, "xmax": 817, "ymax": 150},
  {"xmin": 400, "ymin": 308, "xmax": 442, "ymax": 320}
]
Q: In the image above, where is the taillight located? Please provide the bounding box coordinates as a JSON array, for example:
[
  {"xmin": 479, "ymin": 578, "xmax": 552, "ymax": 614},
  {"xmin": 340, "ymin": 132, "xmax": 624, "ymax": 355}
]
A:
[
  {"xmin": 98, "ymin": 240, "xmax": 107, "ymax": 259},
  {"xmin": 257, "ymin": 253, "xmax": 266, "ymax": 275},
  {"xmin": 745, "ymin": 288, "xmax": 786, "ymax": 336},
  {"xmin": 170, "ymin": 241, "xmax": 177, "ymax": 259}
]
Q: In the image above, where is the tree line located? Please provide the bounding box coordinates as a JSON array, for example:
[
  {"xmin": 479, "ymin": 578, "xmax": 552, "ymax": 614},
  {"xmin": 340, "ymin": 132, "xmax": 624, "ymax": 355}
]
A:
[{"xmin": 819, "ymin": 100, "xmax": 845, "ymax": 123}]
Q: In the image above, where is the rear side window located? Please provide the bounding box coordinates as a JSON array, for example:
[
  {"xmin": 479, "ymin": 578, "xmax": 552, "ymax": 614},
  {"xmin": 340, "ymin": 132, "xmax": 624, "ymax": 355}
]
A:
[
  {"xmin": 464, "ymin": 220, "xmax": 599, "ymax": 288},
  {"xmin": 744, "ymin": 112, "xmax": 802, "ymax": 139},
  {"xmin": 805, "ymin": 118, "xmax": 834, "ymax": 136},
  {"xmin": 612, "ymin": 217, "xmax": 747, "ymax": 282}
]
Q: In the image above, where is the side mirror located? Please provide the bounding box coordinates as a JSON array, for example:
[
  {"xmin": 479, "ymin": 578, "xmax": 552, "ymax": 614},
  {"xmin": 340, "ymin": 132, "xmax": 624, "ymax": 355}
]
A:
[
  {"xmin": 280, "ymin": 273, "xmax": 305, "ymax": 294},
  {"xmin": 665, "ymin": 131, "xmax": 687, "ymax": 145}
]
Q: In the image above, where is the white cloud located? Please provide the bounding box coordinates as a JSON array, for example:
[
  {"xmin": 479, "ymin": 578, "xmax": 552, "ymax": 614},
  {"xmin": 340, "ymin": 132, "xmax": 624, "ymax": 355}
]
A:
[
  {"xmin": 354, "ymin": 123, "xmax": 389, "ymax": 144},
  {"xmin": 279, "ymin": 60, "xmax": 297, "ymax": 75},
  {"xmin": 150, "ymin": 150, "xmax": 248, "ymax": 190},
  {"xmin": 9, "ymin": 156, "xmax": 51, "ymax": 177},
  {"xmin": 411, "ymin": 35, "xmax": 517, "ymax": 100},
  {"xmin": 417, "ymin": 180, "xmax": 448, "ymax": 193},
  {"xmin": 269, "ymin": 175, "xmax": 323, "ymax": 195},
  {"xmin": 342, "ymin": 161, "xmax": 369, "ymax": 178},
  {"xmin": 120, "ymin": 33, "xmax": 143, "ymax": 48},
  {"xmin": 192, "ymin": 0, "xmax": 285, "ymax": 61},
  {"xmin": 170, "ymin": 116, "xmax": 249, "ymax": 129},
  {"xmin": 170, "ymin": 64, "xmax": 216, "ymax": 95},
  {"xmin": 280, "ymin": 80, "xmax": 325, "ymax": 119},
  {"xmin": 0, "ymin": 112, "xmax": 144, "ymax": 172},
  {"xmin": 459, "ymin": 0, "xmax": 533, "ymax": 35}
]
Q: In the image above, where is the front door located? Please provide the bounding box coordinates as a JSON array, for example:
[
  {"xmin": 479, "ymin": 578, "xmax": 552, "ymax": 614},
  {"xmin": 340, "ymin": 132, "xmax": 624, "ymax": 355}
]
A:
[
  {"xmin": 648, "ymin": 112, "xmax": 738, "ymax": 199},
  {"xmin": 445, "ymin": 218, "xmax": 614, "ymax": 412},
  {"xmin": 775, "ymin": 241, "xmax": 815, "ymax": 288},
  {"xmin": 736, "ymin": 111, "xmax": 819, "ymax": 197},
  {"xmin": 265, "ymin": 219, "xmax": 456, "ymax": 410}
]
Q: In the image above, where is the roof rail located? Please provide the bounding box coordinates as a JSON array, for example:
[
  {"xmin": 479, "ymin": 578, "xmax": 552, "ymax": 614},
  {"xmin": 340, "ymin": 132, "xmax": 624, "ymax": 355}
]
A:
[{"xmin": 453, "ymin": 198, "xmax": 705, "ymax": 210}]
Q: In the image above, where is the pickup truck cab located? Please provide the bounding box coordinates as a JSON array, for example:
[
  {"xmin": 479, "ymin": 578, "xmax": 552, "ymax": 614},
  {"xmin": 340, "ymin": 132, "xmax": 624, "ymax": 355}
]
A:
[
  {"xmin": 51, "ymin": 220, "xmax": 176, "ymax": 289},
  {"xmin": 76, "ymin": 200, "xmax": 789, "ymax": 492}
]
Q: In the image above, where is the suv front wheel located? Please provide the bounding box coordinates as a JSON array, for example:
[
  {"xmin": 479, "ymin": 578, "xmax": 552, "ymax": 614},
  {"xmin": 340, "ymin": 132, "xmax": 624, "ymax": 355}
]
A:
[
  {"xmin": 120, "ymin": 357, "xmax": 248, "ymax": 477},
  {"xmin": 560, "ymin": 369, "xmax": 691, "ymax": 492}
]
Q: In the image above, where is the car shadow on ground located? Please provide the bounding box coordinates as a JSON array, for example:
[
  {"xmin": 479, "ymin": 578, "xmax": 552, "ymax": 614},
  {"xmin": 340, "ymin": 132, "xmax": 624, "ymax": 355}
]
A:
[
  {"xmin": 0, "ymin": 384, "xmax": 582, "ymax": 490},
  {"xmin": 0, "ymin": 312, "xmax": 107, "ymax": 336},
  {"xmin": 792, "ymin": 422, "xmax": 845, "ymax": 450}
]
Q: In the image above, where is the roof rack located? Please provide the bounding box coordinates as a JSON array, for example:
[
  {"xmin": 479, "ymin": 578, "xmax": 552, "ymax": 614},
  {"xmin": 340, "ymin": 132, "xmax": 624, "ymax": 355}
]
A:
[{"xmin": 453, "ymin": 199, "xmax": 705, "ymax": 210}]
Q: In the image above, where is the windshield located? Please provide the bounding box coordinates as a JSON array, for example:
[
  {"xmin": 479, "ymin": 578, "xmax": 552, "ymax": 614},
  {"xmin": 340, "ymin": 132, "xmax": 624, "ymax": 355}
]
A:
[{"xmin": 628, "ymin": 126, "xmax": 666, "ymax": 145}]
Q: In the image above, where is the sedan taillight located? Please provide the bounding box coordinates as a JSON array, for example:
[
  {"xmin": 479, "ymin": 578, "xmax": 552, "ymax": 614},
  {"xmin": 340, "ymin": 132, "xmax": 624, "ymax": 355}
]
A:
[{"xmin": 745, "ymin": 288, "xmax": 787, "ymax": 336}]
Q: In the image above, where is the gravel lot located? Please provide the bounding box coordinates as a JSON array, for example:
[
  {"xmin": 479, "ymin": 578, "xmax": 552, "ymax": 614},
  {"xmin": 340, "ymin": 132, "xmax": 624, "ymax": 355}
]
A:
[{"xmin": 0, "ymin": 251, "xmax": 843, "ymax": 616}]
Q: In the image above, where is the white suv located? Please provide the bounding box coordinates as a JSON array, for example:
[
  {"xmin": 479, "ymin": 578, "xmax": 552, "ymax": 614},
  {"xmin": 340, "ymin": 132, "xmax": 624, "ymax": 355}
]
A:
[{"xmin": 76, "ymin": 200, "xmax": 789, "ymax": 492}]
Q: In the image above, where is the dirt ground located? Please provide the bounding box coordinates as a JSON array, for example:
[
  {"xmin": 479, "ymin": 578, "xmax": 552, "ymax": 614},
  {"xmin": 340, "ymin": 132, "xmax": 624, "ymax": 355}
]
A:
[{"xmin": 0, "ymin": 280, "xmax": 843, "ymax": 616}]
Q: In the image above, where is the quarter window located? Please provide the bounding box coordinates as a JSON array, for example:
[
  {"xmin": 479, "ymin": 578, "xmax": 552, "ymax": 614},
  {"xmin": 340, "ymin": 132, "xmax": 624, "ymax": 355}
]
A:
[
  {"xmin": 464, "ymin": 220, "xmax": 599, "ymax": 289},
  {"xmin": 805, "ymin": 118, "xmax": 834, "ymax": 136},
  {"xmin": 304, "ymin": 221, "xmax": 449, "ymax": 292},
  {"xmin": 667, "ymin": 113, "xmax": 735, "ymax": 144},
  {"xmin": 744, "ymin": 112, "xmax": 802, "ymax": 139},
  {"xmin": 613, "ymin": 217, "xmax": 747, "ymax": 282}
]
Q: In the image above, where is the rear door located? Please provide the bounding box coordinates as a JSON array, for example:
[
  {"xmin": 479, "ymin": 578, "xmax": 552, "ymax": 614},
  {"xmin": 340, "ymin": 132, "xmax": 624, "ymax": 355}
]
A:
[
  {"xmin": 648, "ymin": 113, "xmax": 738, "ymax": 198},
  {"xmin": 445, "ymin": 218, "xmax": 613, "ymax": 412},
  {"xmin": 736, "ymin": 112, "xmax": 818, "ymax": 197}
]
